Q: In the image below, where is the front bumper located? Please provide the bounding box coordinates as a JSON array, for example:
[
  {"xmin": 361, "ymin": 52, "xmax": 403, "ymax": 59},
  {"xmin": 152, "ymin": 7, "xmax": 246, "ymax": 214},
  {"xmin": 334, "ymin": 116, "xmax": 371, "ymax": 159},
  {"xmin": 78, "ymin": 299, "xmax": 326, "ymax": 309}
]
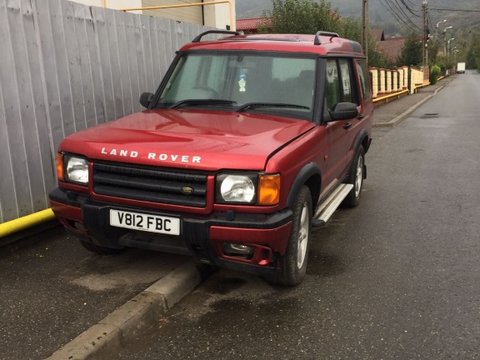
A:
[{"xmin": 50, "ymin": 188, "xmax": 293, "ymax": 274}]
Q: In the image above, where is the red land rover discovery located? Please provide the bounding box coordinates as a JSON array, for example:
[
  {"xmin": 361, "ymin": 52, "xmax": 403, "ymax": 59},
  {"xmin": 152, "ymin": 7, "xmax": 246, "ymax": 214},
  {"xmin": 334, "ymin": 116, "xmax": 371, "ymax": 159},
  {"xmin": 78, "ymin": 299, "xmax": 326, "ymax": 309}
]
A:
[{"xmin": 50, "ymin": 30, "xmax": 373, "ymax": 286}]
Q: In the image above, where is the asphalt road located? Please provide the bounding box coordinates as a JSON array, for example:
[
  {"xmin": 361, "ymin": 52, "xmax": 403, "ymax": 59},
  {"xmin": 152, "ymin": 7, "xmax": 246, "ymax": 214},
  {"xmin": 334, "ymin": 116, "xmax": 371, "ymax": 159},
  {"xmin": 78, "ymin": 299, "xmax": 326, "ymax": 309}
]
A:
[
  {"xmin": 0, "ymin": 228, "xmax": 187, "ymax": 359},
  {"xmin": 116, "ymin": 72, "xmax": 480, "ymax": 360}
]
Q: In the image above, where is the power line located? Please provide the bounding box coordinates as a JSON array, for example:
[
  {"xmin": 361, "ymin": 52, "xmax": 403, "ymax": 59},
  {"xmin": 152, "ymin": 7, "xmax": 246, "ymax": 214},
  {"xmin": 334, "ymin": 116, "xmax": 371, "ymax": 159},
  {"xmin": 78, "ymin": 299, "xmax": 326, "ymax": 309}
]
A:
[
  {"xmin": 397, "ymin": 0, "xmax": 422, "ymax": 18},
  {"xmin": 430, "ymin": 7, "xmax": 480, "ymax": 13},
  {"xmin": 392, "ymin": 0, "xmax": 421, "ymax": 22},
  {"xmin": 380, "ymin": 0, "xmax": 421, "ymax": 32}
]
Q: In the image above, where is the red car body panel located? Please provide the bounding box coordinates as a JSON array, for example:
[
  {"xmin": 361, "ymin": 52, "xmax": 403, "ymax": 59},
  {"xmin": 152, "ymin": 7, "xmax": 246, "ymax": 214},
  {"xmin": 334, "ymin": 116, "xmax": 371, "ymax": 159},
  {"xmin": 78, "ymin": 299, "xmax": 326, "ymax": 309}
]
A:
[
  {"xmin": 60, "ymin": 109, "xmax": 316, "ymax": 172},
  {"xmin": 181, "ymin": 34, "xmax": 360, "ymax": 55}
]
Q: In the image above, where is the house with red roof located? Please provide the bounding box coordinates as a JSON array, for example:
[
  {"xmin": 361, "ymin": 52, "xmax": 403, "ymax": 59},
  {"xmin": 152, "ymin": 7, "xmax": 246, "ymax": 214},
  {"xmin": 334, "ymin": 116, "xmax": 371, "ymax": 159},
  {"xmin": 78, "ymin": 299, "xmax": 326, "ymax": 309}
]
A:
[
  {"xmin": 236, "ymin": 17, "xmax": 272, "ymax": 33},
  {"xmin": 377, "ymin": 37, "xmax": 406, "ymax": 64}
]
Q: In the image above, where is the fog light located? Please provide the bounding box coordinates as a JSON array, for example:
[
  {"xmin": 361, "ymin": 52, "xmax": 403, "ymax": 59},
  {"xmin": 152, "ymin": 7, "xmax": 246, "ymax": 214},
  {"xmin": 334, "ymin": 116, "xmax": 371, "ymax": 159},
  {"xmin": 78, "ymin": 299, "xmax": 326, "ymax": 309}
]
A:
[{"xmin": 224, "ymin": 243, "xmax": 254, "ymax": 257}]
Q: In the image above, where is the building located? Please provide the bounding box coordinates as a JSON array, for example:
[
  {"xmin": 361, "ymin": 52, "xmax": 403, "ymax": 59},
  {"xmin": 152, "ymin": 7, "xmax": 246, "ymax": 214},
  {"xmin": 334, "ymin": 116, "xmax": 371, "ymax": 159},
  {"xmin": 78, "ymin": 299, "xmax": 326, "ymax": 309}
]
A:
[
  {"xmin": 69, "ymin": 0, "xmax": 236, "ymax": 30},
  {"xmin": 236, "ymin": 17, "xmax": 272, "ymax": 34},
  {"xmin": 377, "ymin": 37, "xmax": 406, "ymax": 64},
  {"xmin": 371, "ymin": 28, "xmax": 385, "ymax": 42}
]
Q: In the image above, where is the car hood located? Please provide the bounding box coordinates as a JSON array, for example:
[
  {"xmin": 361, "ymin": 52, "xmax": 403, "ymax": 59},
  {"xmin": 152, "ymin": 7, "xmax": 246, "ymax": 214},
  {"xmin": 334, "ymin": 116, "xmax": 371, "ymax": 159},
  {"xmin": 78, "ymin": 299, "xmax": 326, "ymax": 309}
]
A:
[{"xmin": 60, "ymin": 109, "xmax": 315, "ymax": 171}]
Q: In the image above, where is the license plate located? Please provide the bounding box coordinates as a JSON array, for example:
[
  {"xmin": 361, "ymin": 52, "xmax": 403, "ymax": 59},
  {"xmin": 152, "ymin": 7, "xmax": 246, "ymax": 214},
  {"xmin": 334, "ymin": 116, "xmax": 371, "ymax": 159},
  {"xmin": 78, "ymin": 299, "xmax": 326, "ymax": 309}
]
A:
[{"xmin": 109, "ymin": 209, "xmax": 180, "ymax": 235}]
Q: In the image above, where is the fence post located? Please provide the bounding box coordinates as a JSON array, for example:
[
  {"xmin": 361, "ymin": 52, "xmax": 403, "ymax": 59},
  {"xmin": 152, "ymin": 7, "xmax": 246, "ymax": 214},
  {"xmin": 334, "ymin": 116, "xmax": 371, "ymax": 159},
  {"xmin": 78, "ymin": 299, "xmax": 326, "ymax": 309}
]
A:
[
  {"xmin": 370, "ymin": 68, "xmax": 378, "ymax": 98},
  {"xmin": 408, "ymin": 66, "xmax": 413, "ymax": 94}
]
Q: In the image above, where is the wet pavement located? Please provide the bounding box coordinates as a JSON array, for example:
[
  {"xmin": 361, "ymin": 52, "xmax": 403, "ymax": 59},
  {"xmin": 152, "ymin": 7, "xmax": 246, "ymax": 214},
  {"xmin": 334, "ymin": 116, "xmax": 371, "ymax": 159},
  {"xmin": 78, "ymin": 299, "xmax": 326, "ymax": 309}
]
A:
[
  {"xmin": 2, "ymin": 73, "xmax": 477, "ymax": 360},
  {"xmin": 373, "ymin": 76, "xmax": 452, "ymax": 126},
  {"xmin": 116, "ymin": 72, "xmax": 480, "ymax": 359},
  {"xmin": 0, "ymin": 229, "xmax": 187, "ymax": 359}
]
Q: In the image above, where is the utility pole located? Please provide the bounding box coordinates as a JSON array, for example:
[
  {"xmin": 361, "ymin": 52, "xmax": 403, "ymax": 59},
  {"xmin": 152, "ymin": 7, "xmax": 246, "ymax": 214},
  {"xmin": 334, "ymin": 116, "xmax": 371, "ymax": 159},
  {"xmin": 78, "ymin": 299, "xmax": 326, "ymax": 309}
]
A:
[
  {"xmin": 362, "ymin": 0, "xmax": 369, "ymax": 65},
  {"xmin": 422, "ymin": 0, "xmax": 428, "ymax": 68}
]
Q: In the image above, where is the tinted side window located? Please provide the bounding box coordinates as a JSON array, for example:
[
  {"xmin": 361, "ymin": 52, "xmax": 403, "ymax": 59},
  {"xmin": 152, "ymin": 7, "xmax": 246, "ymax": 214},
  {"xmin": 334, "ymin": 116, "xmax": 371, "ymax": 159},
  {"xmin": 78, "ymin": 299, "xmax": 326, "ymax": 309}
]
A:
[
  {"xmin": 356, "ymin": 59, "xmax": 371, "ymax": 100},
  {"xmin": 325, "ymin": 59, "xmax": 340, "ymax": 111},
  {"xmin": 326, "ymin": 59, "xmax": 358, "ymax": 110},
  {"xmin": 339, "ymin": 59, "xmax": 358, "ymax": 104}
]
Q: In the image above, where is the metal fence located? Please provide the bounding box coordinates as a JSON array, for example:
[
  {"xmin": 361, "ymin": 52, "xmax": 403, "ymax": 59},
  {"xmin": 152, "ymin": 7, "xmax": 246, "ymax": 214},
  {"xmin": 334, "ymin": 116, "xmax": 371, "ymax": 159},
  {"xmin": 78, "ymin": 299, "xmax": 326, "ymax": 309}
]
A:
[{"xmin": 0, "ymin": 0, "xmax": 208, "ymax": 223}]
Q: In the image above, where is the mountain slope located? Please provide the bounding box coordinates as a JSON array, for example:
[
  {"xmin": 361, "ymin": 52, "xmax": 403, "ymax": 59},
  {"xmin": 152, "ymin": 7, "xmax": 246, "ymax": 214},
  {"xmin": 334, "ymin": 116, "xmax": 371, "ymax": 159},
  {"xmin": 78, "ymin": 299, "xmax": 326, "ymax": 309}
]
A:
[{"xmin": 236, "ymin": 0, "xmax": 480, "ymax": 35}]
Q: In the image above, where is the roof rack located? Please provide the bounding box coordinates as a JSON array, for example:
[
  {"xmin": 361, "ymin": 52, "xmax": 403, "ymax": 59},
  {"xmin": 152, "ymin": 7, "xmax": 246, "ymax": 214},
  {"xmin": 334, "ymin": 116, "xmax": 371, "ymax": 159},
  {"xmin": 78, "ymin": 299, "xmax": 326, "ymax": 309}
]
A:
[
  {"xmin": 192, "ymin": 30, "xmax": 244, "ymax": 43},
  {"xmin": 314, "ymin": 31, "xmax": 339, "ymax": 45}
]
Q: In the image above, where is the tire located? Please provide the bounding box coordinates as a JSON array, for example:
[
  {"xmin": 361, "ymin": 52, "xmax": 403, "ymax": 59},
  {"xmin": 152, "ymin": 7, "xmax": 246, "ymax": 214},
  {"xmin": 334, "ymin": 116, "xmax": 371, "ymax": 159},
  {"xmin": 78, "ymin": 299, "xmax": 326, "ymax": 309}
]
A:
[
  {"xmin": 79, "ymin": 239, "xmax": 124, "ymax": 255},
  {"xmin": 271, "ymin": 186, "xmax": 312, "ymax": 286},
  {"xmin": 343, "ymin": 147, "xmax": 365, "ymax": 208}
]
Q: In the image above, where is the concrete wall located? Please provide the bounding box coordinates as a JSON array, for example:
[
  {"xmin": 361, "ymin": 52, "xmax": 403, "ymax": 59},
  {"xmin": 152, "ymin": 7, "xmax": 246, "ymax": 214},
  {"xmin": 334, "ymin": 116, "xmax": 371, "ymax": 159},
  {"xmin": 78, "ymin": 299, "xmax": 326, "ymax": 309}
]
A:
[
  {"xmin": 142, "ymin": 0, "xmax": 202, "ymax": 25},
  {"xmin": 0, "ymin": 0, "xmax": 209, "ymax": 222},
  {"xmin": 69, "ymin": 0, "xmax": 236, "ymax": 29},
  {"xmin": 204, "ymin": 2, "xmax": 234, "ymax": 30}
]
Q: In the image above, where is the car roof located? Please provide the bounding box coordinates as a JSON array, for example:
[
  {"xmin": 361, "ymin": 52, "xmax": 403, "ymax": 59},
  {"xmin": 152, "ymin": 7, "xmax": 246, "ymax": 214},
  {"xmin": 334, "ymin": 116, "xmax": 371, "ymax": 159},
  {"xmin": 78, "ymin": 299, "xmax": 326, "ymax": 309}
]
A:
[{"xmin": 180, "ymin": 33, "xmax": 364, "ymax": 57}]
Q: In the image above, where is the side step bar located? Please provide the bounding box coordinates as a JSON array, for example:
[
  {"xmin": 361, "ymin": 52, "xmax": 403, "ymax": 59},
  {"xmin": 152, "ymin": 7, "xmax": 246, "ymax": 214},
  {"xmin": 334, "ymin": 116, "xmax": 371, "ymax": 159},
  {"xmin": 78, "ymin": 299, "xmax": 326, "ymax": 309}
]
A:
[{"xmin": 312, "ymin": 183, "xmax": 353, "ymax": 227}]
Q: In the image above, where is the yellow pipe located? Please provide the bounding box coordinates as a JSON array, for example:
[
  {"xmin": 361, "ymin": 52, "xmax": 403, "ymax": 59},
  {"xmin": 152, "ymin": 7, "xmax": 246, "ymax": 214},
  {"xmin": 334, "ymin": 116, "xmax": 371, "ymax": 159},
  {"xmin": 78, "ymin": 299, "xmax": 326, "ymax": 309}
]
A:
[
  {"xmin": 373, "ymin": 89, "xmax": 408, "ymax": 103},
  {"xmin": 0, "ymin": 209, "xmax": 55, "ymax": 238}
]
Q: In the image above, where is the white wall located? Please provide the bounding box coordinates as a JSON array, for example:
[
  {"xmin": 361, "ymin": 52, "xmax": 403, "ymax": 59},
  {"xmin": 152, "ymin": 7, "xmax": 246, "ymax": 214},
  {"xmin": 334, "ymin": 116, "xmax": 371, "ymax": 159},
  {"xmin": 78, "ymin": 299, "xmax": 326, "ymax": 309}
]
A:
[
  {"xmin": 69, "ymin": 0, "xmax": 143, "ymax": 13},
  {"xmin": 142, "ymin": 0, "xmax": 202, "ymax": 24},
  {"xmin": 69, "ymin": 0, "xmax": 236, "ymax": 29},
  {"xmin": 204, "ymin": 1, "xmax": 236, "ymax": 30}
]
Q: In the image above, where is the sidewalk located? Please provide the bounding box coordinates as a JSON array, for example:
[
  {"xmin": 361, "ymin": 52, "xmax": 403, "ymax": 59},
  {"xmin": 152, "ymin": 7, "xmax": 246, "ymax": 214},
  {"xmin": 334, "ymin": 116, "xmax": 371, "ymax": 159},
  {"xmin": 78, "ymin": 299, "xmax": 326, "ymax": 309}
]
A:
[
  {"xmin": 0, "ymin": 229, "xmax": 200, "ymax": 360},
  {"xmin": 374, "ymin": 77, "xmax": 453, "ymax": 127}
]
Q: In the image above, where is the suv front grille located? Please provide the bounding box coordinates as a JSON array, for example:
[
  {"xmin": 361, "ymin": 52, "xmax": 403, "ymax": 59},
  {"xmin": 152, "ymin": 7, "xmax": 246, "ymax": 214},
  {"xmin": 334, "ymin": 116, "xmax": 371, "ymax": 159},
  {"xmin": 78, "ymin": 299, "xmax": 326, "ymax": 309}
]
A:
[{"xmin": 93, "ymin": 162, "xmax": 208, "ymax": 208}]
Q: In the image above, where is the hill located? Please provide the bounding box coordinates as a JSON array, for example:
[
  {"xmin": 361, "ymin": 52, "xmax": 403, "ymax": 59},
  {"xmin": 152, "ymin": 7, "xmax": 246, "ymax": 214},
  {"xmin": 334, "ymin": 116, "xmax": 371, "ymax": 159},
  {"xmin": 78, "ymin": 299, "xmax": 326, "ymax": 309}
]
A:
[{"xmin": 236, "ymin": 0, "xmax": 480, "ymax": 36}]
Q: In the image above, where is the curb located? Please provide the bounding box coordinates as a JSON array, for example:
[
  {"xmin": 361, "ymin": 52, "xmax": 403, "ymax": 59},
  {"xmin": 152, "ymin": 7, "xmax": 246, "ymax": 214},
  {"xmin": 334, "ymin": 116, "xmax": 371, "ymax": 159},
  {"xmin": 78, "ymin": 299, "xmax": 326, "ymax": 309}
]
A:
[
  {"xmin": 374, "ymin": 83, "xmax": 447, "ymax": 128},
  {"xmin": 47, "ymin": 262, "xmax": 203, "ymax": 360}
]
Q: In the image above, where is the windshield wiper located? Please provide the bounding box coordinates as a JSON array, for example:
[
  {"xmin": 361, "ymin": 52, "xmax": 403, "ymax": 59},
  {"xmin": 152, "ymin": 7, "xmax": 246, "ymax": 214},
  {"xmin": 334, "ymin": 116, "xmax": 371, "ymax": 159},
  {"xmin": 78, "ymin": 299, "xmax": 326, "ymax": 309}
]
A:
[
  {"xmin": 169, "ymin": 99, "xmax": 236, "ymax": 109},
  {"xmin": 236, "ymin": 102, "xmax": 310, "ymax": 113}
]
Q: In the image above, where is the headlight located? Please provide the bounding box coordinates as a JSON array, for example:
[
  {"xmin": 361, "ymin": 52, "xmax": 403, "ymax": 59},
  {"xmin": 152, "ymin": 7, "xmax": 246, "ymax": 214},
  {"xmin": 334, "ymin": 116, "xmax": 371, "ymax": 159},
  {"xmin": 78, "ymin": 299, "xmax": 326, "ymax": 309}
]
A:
[
  {"xmin": 65, "ymin": 155, "xmax": 89, "ymax": 185},
  {"xmin": 217, "ymin": 174, "xmax": 256, "ymax": 203}
]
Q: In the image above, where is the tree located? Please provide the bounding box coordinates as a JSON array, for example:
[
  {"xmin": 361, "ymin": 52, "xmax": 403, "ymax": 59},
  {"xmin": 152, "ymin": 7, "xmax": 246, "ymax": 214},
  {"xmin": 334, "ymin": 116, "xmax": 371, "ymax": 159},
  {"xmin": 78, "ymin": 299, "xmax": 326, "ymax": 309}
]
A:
[
  {"xmin": 267, "ymin": 0, "xmax": 388, "ymax": 68},
  {"xmin": 269, "ymin": 0, "xmax": 340, "ymax": 34},
  {"xmin": 339, "ymin": 17, "xmax": 388, "ymax": 68},
  {"xmin": 466, "ymin": 33, "xmax": 480, "ymax": 70},
  {"xmin": 397, "ymin": 33, "xmax": 422, "ymax": 66}
]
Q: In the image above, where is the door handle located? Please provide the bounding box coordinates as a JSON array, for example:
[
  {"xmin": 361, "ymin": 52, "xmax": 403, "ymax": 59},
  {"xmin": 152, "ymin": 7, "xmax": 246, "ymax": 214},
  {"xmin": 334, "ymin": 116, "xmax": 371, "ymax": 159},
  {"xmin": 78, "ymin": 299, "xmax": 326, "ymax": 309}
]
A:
[{"xmin": 343, "ymin": 122, "xmax": 352, "ymax": 129}]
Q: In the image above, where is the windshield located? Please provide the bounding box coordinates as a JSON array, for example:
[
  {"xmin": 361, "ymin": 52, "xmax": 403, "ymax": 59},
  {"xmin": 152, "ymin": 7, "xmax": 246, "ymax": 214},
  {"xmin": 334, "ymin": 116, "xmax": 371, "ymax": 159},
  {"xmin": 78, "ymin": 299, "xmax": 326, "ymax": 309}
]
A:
[{"xmin": 157, "ymin": 53, "xmax": 317, "ymax": 120}]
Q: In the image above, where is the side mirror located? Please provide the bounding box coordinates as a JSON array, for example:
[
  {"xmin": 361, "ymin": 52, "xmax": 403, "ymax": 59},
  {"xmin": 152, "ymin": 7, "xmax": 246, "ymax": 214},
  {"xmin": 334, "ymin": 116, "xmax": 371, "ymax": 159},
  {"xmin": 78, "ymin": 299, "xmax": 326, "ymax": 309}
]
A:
[
  {"xmin": 329, "ymin": 102, "xmax": 359, "ymax": 121},
  {"xmin": 139, "ymin": 92, "xmax": 154, "ymax": 108}
]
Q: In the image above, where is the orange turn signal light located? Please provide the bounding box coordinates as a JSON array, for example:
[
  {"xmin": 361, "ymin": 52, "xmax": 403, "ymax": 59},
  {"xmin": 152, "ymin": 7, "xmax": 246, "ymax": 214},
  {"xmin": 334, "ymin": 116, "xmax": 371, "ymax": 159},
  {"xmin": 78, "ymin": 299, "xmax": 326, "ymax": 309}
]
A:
[
  {"xmin": 258, "ymin": 174, "xmax": 280, "ymax": 205},
  {"xmin": 55, "ymin": 153, "xmax": 64, "ymax": 182}
]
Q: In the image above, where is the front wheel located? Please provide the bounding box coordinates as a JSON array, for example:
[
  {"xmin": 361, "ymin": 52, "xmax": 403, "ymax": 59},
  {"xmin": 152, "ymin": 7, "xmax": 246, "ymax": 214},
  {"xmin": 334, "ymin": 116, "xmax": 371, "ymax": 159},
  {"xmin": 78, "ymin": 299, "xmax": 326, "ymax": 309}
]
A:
[
  {"xmin": 343, "ymin": 147, "xmax": 365, "ymax": 208},
  {"xmin": 271, "ymin": 186, "xmax": 312, "ymax": 286}
]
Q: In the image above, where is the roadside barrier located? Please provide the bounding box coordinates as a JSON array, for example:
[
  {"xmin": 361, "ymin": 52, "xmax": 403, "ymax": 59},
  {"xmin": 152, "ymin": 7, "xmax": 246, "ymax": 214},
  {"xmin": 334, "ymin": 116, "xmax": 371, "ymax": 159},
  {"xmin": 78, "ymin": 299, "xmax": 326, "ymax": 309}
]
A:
[
  {"xmin": 0, "ymin": 209, "xmax": 55, "ymax": 238},
  {"xmin": 372, "ymin": 89, "xmax": 409, "ymax": 105},
  {"xmin": 370, "ymin": 66, "xmax": 429, "ymax": 100}
]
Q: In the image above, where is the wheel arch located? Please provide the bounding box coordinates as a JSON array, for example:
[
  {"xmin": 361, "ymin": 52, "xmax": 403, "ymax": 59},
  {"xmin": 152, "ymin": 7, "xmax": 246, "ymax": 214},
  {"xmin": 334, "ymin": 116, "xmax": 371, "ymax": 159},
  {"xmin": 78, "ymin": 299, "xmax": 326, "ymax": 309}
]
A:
[
  {"xmin": 286, "ymin": 162, "xmax": 322, "ymax": 210},
  {"xmin": 351, "ymin": 128, "xmax": 370, "ymax": 154}
]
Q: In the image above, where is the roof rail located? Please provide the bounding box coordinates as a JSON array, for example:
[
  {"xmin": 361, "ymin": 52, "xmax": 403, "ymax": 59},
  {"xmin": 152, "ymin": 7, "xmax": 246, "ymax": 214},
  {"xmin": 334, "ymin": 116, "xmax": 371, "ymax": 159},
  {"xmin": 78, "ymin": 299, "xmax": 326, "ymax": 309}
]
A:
[
  {"xmin": 192, "ymin": 30, "xmax": 244, "ymax": 43},
  {"xmin": 314, "ymin": 31, "xmax": 339, "ymax": 45}
]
